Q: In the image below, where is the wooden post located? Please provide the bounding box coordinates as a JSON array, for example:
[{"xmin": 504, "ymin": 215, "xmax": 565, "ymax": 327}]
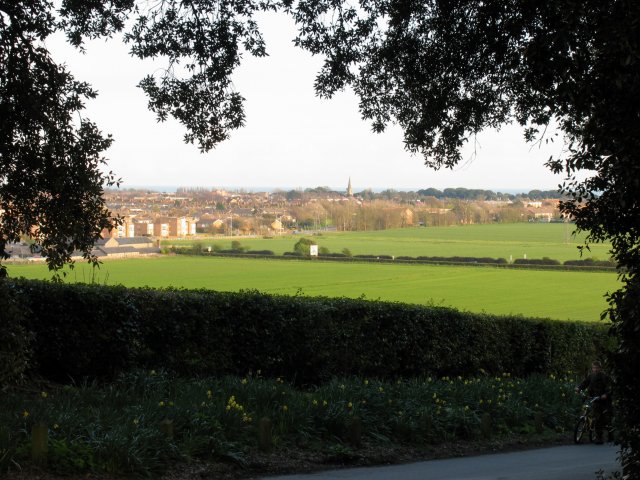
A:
[
  {"xmin": 534, "ymin": 412, "xmax": 544, "ymax": 433},
  {"xmin": 160, "ymin": 419, "xmax": 174, "ymax": 439},
  {"xmin": 481, "ymin": 413, "xmax": 492, "ymax": 439},
  {"xmin": 347, "ymin": 416, "xmax": 362, "ymax": 448},
  {"xmin": 31, "ymin": 423, "xmax": 48, "ymax": 465},
  {"xmin": 258, "ymin": 417, "xmax": 272, "ymax": 453}
]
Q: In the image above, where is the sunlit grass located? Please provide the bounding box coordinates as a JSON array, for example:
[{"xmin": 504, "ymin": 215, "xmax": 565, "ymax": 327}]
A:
[{"xmin": 8, "ymin": 256, "xmax": 619, "ymax": 321}]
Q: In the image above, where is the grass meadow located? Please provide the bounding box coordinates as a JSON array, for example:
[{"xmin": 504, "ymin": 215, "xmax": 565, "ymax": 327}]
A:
[
  {"xmin": 8, "ymin": 255, "xmax": 619, "ymax": 321},
  {"xmin": 168, "ymin": 223, "xmax": 613, "ymax": 261}
]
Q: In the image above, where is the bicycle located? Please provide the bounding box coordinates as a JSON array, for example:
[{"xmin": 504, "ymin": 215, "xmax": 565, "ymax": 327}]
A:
[{"xmin": 574, "ymin": 395, "xmax": 601, "ymax": 444}]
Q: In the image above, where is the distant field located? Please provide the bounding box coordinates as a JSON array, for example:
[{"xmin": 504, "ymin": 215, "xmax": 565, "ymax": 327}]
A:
[
  {"xmin": 8, "ymin": 256, "xmax": 619, "ymax": 322},
  {"xmin": 168, "ymin": 223, "xmax": 612, "ymax": 262}
]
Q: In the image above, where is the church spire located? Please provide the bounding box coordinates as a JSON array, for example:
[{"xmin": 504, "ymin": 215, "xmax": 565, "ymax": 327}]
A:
[{"xmin": 347, "ymin": 177, "xmax": 353, "ymax": 197}]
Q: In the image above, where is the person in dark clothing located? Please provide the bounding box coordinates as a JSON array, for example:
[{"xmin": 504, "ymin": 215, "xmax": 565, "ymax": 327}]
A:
[{"xmin": 575, "ymin": 360, "xmax": 613, "ymax": 444}]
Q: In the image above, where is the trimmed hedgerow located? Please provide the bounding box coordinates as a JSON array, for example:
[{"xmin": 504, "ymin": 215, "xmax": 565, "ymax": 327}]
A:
[
  {"xmin": 514, "ymin": 257, "xmax": 561, "ymax": 266},
  {"xmin": 563, "ymin": 259, "xmax": 616, "ymax": 268},
  {"xmin": 3, "ymin": 279, "xmax": 612, "ymax": 384},
  {"xmin": 0, "ymin": 281, "xmax": 33, "ymax": 386},
  {"xmin": 416, "ymin": 256, "xmax": 508, "ymax": 264}
]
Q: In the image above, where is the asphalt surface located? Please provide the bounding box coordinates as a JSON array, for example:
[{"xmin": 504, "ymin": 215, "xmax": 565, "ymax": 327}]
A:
[{"xmin": 261, "ymin": 444, "xmax": 620, "ymax": 480}]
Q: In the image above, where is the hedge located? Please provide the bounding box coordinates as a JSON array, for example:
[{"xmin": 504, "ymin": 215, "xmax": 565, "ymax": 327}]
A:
[
  {"xmin": 514, "ymin": 257, "xmax": 561, "ymax": 266},
  {"xmin": 1, "ymin": 278, "xmax": 613, "ymax": 385}
]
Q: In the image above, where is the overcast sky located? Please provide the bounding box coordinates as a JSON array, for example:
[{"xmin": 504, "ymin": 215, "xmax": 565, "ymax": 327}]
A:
[{"xmin": 48, "ymin": 12, "xmax": 567, "ymax": 193}]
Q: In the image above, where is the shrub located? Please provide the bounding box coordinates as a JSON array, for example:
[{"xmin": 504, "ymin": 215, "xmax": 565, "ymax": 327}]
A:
[
  {"xmin": 230, "ymin": 240, "xmax": 245, "ymax": 252},
  {"xmin": 514, "ymin": 257, "xmax": 561, "ymax": 266},
  {"xmin": 0, "ymin": 280, "xmax": 33, "ymax": 386},
  {"xmin": 5, "ymin": 279, "xmax": 611, "ymax": 384},
  {"xmin": 293, "ymin": 238, "xmax": 316, "ymax": 256},
  {"xmin": 416, "ymin": 256, "xmax": 508, "ymax": 264},
  {"xmin": 564, "ymin": 258, "xmax": 616, "ymax": 268}
]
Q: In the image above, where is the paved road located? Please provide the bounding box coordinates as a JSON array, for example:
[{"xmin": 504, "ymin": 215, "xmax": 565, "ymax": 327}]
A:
[{"xmin": 261, "ymin": 445, "xmax": 620, "ymax": 480}]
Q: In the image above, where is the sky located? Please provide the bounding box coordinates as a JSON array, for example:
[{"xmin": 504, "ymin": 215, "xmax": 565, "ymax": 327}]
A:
[{"xmin": 47, "ymin": 12, "xmax": 568, "ymax": 193}]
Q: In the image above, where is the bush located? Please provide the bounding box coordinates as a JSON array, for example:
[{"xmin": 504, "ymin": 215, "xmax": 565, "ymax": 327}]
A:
[
  {"xmin": 514, "ymin": 257, "xmax": 561, "ymax": 266},
  {"xmin": 416, "ymin": 256, "xmax": 508, "ymax": 264},
  {"xmin": 0, "ymin": 280, "xmax": 33, "ymax": 386},
  {"xmin": 293, "ymin": 238, "xmax": 316, "ymax": 256},
  {"xmin": 564, "ymin": 258, "xmax": 616, "ymax": 268},
  {"xmin": 4, "ymin": 279, "xmax": 611, "ymax": 384}
]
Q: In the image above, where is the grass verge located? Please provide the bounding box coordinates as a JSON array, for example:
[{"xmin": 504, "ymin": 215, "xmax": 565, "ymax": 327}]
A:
[{"xmin": 1, "ymin": 370, "xmax": 586, "ymax": 478}]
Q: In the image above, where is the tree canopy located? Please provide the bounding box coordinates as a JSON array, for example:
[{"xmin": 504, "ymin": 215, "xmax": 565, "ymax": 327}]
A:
[{"xmin": 1, "ymin": 0, "xmax": 639, "ymax": 474}]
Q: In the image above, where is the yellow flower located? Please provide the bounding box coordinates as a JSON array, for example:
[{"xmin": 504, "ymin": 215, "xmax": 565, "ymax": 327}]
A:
[
  {"xmin": 22, "ymin": 410, "xmax": 29, "ymax": 418},
  {"xmin": 242, "ymin": 414, "xmax": 252, "ymax": 423},
  {"xmin": 207, "ymin": 390, "xmax": 213, "ymax": 399},
  {"xmin": 159, "ymin": 401, "xmax": 165, "ymax": 407},
  {"xmin": 322, "ymin": 400, "xmax": 328, "ymax": 407},
  {"xmin": 241, "ymin": 378, "xmax": 248, "ymax": 385},
  {"xmin": 479, "ymin": 399, "xmax": 484, "ymax": 404},
  {"xmin": 347, "ymin": 402, "xmax": 353, "ymax": 409},
  {"xmin": 150, "ymin": 370, "xmax": 156, "ymax": 376},
  {"xmin": 133, "ymin": 418, "xmax": 139, "ymax": 425},
  {"xmin": 53, "ymin": 423, "xmax": 59, "ymax": 430},
  {"xmin": 464, "ymin": 405, "xmax": 470, "ymax": 411},
  {"xmin": 364, "ymin": 379, "xmax": 369, "ymax": 385},
  {"xmin": 340, "ymin": 384, "xmax": 345, "ymax": 390},
  {"xmin": 312, "ymin": 399, "xmax": 318, "ymax": 406},
  {"xmin": 432, "ymin": 392, "xmax": 437, "ymax": 399},
  {"xmin": 40, "ymin": 391, "xmax": 48, "ymax": 399},
  {"xmin": 226, "ymin": 405, "xmax": 231, "ymax": 412},
  {"xmin": 282, "ymin": 405, "xmax": 288, "ymax": 412},
  {"xmin": 378, "ymin": 387, "xmax": 384, "ymax": 393}
]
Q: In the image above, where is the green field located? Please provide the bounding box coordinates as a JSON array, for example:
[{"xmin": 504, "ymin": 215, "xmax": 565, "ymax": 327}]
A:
[
  {"xmin": 171, "ymin": 223, "xmax": 613, "ymax": 262},
  {"xmin": 8, "ymin": 256, "xmax": 619, "ymax": 322}
]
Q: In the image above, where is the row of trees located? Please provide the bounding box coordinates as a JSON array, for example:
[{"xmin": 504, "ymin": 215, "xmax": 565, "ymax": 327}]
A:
[{"xmin": 198, "ymin": 198, "xmax": 557, "ymax": 235}]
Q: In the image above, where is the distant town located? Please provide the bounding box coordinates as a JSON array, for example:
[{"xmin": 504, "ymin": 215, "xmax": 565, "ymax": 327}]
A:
[
  {"xmin": 3, "ymin": 181, "xmax": 569, "ymax": 260},
  {"xmin": 103, "ymin": 180, "xmax": 567, "ymax": 238}
]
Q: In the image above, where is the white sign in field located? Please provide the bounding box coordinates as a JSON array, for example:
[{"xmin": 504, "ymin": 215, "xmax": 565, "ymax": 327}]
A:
[{"xmin": 310, "ymin": 245, "xmax": 318, "ymax": 257}]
